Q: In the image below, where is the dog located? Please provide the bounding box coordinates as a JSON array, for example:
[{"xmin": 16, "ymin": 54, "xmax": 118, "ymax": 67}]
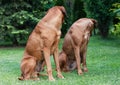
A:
[
  {"xmin": 18, "ymin": 6, "xmax": 66, "ymax": 81},
  {"xmin": 59, "ymin": 18, "xmax": 97, "ymax": 75}
]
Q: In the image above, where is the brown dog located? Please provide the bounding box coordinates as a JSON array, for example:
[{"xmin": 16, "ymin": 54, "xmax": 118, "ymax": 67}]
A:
[
  {"xmin": 18, "ymin": 6, "xmax": 66, "ymax": 81},
  {"xmin": 59, "ymin": 18, "xmax": 97, "ymax": 75}
]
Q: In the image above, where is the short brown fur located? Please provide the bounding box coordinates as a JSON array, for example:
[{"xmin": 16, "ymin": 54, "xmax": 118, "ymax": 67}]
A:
[
  {"xmin": 59, "ymin": 18, "xmax": 97, "ymax": 75},
  {"xmin": 19, "ymin": 6, "xmax": 66, "ymax": 81}
]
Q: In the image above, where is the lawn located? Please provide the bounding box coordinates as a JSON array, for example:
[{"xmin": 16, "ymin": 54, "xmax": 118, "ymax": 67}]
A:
[{"xmin": 0, "ymin": 36, "xmax": 120, "ymax": 85}]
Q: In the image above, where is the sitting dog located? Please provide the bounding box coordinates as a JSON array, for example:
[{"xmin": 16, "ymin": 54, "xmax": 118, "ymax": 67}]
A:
[
  {"xmin": 59, "ymin": 18, "xmax": 97, "ymax": 75},
  {"xmin": 18, "ymin": 6, "xmax": 66, "ymax": 81}
]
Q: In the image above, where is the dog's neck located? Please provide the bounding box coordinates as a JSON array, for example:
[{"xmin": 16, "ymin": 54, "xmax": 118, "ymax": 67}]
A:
[{"xmin": 42, "ymin": 10, "xmax": 63, "ymax": 30}]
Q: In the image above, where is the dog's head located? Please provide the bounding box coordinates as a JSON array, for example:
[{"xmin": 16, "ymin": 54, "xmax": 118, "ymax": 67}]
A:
[
  {"xmin": 56, "ymin": 6, "xmax": 67, "ymax": 23},
  {"xmin": 45, "ymin": 6, "xmax": 67, "ymax": 23},
  {"xmin": 47, "ymin": 6, "xmax": 67, "ymax": 17},
  {"xmin": 58, "ymin": 6, "xmax": 68, "ymax": 23}
]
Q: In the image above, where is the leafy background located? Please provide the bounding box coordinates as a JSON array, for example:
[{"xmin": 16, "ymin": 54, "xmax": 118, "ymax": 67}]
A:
[{"xmin": 0, "ymin": 0, "xmax": 120, "ymax": 46}]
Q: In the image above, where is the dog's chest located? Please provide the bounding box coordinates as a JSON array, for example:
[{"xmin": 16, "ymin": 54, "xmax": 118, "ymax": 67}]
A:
[
  {"xmin": 84, "ymin": 32, "xmax": 90, "ymax": 41},
  {"xmin": 50, "ymin": 31, "xmax": 61, "ymax": 54},
  {"xmin": 80, "ymin": 32, "xmax": 90, "ymax": 50}
]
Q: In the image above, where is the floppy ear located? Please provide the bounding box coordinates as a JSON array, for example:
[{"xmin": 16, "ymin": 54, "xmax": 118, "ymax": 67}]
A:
[
  {"xmin": 91, "ymin": 19, "xmax": 98, "ymax": 28},
  {"xmin": 59, "ymin": 6, "xmax": 67, "ymax": 17}
]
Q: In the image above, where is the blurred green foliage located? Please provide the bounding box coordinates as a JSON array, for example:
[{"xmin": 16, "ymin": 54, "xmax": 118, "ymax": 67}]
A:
[
  {"xmin": 0, "ymin": 0, "xmax": 54, "ymax": 46},
  {"xmin": 110, "ymin": 3, "xmax": 120, "ymax": 37},
  {"xmin": 0, "ymin": 0, "xmax": 120, "ymax": 46},
  {"xmin": 83, "ymin": 0, "xmax": 120, "ymax": 38}
]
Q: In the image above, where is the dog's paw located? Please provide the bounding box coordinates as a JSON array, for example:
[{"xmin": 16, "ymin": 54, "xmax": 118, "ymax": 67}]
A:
[
  {"xmin": 83, "ymin": 67, "xmax": 88, "ymax": 72},
  {"xmin": 78, "ymin": 70, "xmax": 83, "ymax": 75},
  {"xmin": 18, "ymin": 77, "xmax": 24, "ymax": 80},
  {"xmin": 49, "ymin": 77, "xmax": 55, "ymax": 81},
  {"xmin": 57, "ymin": 73, "xmax": 64, "ymax": 79},
  {"xmin": 33, "ymin": 77, "xmax": 40, "ymax": 81}
]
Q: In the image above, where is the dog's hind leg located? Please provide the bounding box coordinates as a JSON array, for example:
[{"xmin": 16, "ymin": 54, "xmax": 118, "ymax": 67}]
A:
[
  {"xmin": 19, "ymin": 57, "xmax": 38, "ymax": 80},
  {"xmin": 59, "ymin": 51, "xmax": 69, "ymax": 72}
]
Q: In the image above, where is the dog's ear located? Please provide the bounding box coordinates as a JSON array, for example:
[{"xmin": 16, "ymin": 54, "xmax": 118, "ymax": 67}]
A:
[
  {"xmin": 91, "ymin": 19, "xmax": 98, "ymax": 28},
  {"xmin": 59, "ymin": 6, "xmax": 67, "ymax": 17}
]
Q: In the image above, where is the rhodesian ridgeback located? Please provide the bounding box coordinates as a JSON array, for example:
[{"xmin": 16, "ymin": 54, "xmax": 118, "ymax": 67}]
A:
[
  {"xmin": 18, "ymin": 6, "xmax": 66, "ymax": 81},
  {"xmin": 59, "ymin": 18, "xmax": 97, "ymax": 75}
]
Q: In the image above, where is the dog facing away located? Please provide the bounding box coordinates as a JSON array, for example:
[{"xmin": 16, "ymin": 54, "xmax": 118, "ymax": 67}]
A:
[
  {"xmin": 18, "ymin": 6, "xmax": 66, "ymax": 81},
  {"xmin": 59, "ymin": 18, "xmax": 97, "ymax": 75}
]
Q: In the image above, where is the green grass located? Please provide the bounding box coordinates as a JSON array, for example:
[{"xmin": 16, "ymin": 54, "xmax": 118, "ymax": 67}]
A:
[{"xmin": 0, "ymin": 36, "xmax": 120, "ymax": 85}]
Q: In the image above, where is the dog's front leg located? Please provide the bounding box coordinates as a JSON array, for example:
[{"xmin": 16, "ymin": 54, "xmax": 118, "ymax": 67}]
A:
[
  {"xmin": 43, "ymin": 48, "xmax": 55, "ymax": 81},
  {"xmin": 82, "ymin": 48, "xmax": 88, "ymax": 72},
  {"xmin": 53, "ymin": 48, "xmax": 64, "ymax": 79},
  {"xmin": 74, "ymin": 47, "xmax": 83, "ymax": 75}
]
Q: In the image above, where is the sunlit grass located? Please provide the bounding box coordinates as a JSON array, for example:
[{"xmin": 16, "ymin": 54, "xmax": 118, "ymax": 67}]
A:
[{"xmin": 0, "ymin": 36, "xmax": 120, "ymax": 85}]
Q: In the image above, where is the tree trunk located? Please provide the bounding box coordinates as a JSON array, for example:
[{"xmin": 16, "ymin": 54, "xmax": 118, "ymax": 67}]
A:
[
  {"xmin": 98, "ymin": 24, "xmax": 109, "ymax": 38},
  {"xmin": 12, "ymin": 35, "xmax": 19, "ymax": 46}
]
